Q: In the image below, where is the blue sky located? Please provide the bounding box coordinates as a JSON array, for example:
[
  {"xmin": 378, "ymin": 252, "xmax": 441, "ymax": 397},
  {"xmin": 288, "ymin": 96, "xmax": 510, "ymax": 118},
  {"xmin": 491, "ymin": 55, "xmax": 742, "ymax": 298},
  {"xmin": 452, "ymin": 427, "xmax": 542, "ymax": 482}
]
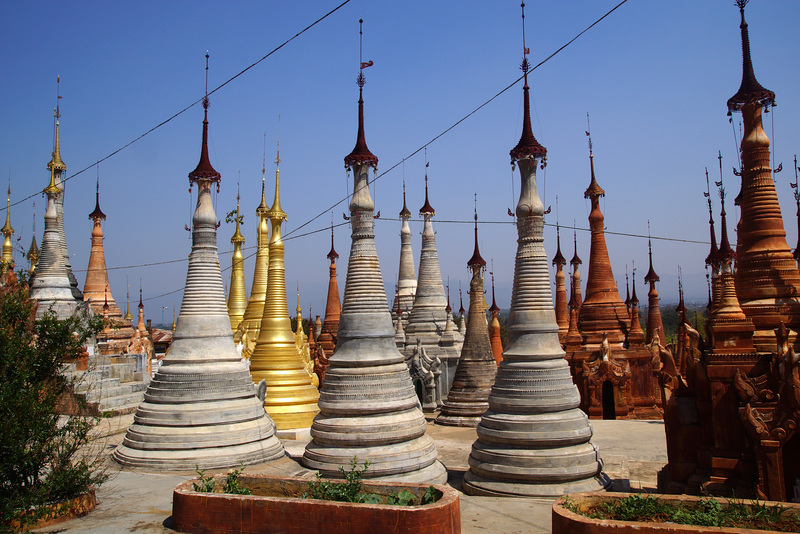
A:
[{"xmin": 2, "ymin": 1, "xmax": 799, "ymax": 324}]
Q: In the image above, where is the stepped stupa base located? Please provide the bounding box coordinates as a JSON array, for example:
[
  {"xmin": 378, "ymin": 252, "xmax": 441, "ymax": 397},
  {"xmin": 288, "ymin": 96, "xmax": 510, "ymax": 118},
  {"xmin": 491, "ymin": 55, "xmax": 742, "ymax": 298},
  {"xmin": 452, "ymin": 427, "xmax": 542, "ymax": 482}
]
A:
[
  {"xmin": 463, "ymin": 466, "xmax": 610, "ymax": 498},
  {"xmin": 303, "ymin": 437, "xmax": 447, "ymax": 484},
  {"xmin": 276, "ymin": 427, "xmax": 312, "ymax": 440}
]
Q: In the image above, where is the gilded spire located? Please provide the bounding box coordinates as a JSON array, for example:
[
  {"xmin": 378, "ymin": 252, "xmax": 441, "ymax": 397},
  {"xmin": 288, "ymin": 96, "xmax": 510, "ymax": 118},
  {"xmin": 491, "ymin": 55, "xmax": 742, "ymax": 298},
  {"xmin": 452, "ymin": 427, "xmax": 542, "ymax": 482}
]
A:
[
  {"xmin": 1, "ymin": 176, "xmax": 14, "ymax": 267},
  {"xmin": 26, "ymin": 202, "xmax": 38, "ymax": 274},
  {"xmin": 46, "ymin": 77, "xmax": 66, "ymax": 179},
  {"xmin": 249, "ymin": 142, "xmax": 319, "ymax": 430},
  {"xmin": 227, "ymin": 179, "xmax": 247, "ymax": 332},
  {"xmin": 727, "ymin": 0, "xmax": 775, "ymax": 114},
  {"xmin": 124, "ymin": 276, "xmax": 133, "ymax": 321}
]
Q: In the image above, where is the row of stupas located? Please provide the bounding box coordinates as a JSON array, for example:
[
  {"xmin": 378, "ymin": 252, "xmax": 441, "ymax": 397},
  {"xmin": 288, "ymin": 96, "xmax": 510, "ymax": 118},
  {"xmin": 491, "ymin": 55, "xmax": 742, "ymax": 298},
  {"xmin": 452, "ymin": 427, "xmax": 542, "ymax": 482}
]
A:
[{"xmin": 657, "ymin": 0, "xmax": 800, "ymax": 503}]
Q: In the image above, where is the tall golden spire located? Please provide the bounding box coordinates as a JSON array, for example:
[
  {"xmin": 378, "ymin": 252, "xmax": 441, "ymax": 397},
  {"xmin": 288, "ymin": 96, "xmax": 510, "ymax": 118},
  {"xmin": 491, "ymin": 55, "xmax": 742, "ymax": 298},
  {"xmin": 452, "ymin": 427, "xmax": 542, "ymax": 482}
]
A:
[
  {"xmin": 236, "ymin": 135, "xmax": 271, "ymax": 349},
  {"xmin": 1, "ymin": 175, "xmax": 15, "ymax": 268},
  {"xmin": 227, "ymin": 179, "xmax": 247, "ymax": 331},
  {"xmin": 248, "ymin": 143, "xmax": 319, "ymax": 431},
  {"xmin": 26, "ymin": 202, "xmax": 38, "ymax": 274},
  {"xmin": 124, "ymin": 276, "xmax": 133, "ymax": 322}
]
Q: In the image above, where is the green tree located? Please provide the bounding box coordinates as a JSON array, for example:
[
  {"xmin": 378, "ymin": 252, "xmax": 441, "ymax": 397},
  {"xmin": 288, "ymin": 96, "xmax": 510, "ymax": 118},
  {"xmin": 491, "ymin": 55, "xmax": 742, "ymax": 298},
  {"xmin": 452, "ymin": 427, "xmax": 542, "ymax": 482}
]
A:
[{"xmin": 0, "ymin": 272, "xmax": 107, "ymax": 531}]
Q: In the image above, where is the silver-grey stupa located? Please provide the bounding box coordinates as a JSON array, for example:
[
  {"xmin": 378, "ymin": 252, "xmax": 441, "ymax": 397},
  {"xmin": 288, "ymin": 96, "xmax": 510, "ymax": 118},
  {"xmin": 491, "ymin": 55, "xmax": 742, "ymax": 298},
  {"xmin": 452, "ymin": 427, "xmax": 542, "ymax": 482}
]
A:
[
  {"xmin": 463, "ymin": 31, "xmax": 607, "ymax": 496},
  {"xmin": 302, "ymin": 46, "xmax": 446, "ymax": 484},
  {"xmin": 112, "ymin": 84, "xmax": 284, "ymax": 470}
]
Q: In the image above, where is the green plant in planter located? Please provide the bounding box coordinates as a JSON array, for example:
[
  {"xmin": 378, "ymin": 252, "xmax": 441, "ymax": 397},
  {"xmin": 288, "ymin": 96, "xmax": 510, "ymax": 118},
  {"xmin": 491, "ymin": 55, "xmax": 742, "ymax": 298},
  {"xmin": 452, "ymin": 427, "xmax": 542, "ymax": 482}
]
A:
[
  {"xmin": 222, "ymin": 464, "xmax": 251, "ymax": 495},
  {"xmin": 192, "ymin": 463, "xmax": 252, "ymax": 495},
  {"xmin": 304, "ymin": 456, "xmax": 438, "ymax": 506},
  {"xmin": 192, "ymin": 466, "xmax": 216, "ymax": 493}
]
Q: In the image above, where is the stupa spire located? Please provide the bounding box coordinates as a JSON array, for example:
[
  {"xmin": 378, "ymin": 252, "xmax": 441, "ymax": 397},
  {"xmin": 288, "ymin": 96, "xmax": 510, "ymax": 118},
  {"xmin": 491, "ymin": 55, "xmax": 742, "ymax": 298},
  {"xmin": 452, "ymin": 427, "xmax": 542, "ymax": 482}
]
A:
[
  {"xmin": 249, "ymin": 141, "xmax": 319, "ymax": 431},
  {"xmin": 113, "ymin": 56, "xmax": 284, "ymax": 469},
  {"xmin": 1, "ymin": 175, "xmax": 15, "ymax": 268},
  {"xmin": 124, "ymin": 276, "xmax": 133, "ymax": 322},
  {"xmin": 793, "ymin": 155, "xmax": 800, "ymax": 269},
  {"xmin": 83, "ymin": 170, "xmax": 131, "ymax": 355},
  {"xmin": 227, "ymin": 178, "xmax": 248, "ymax": 332},
  {"xmin": 26, "ymin": 202, "xmax": 38, "ymax": 274},
  {"xmin": 578, "ymin": 125, "xmax": 627, "ymax": 344},
  {"xmin": 235, "ymin": 134, "xmax": 271, "ymax": 350},
  {"xmin": 552, "ymin": 221, "xmax": 568, "ymax": 342},
  {"xmin": 318, "ymin": 222, "xmax": 341, "ymax": 362},
  {"xmin": 726, "ymin": 1, "xmax": 800, "ymax": 336},
  {"xmin": 303, "ymin": 21, "xmax": 445, "ymax": 483},
  {"xmin": 46, "ymin": 77, "xmax": 81, "ymax": 300},
  {"xmin": 465, "ymin": 3, "xmax": 605, "ymax": 496},
  {"xmin": 643, "ymin": 224, "xmax": 663, "ymax": 344},
  {"xmin": 30, "ymin": 81, "xmax": 82, "ymax": 319},
  {"xmin": 394, "ymin": 179, "xmax": 417, "ymax": 318},
  {"xmin": 488, "ymin": 265, "xmax": 503, "ymax": 366},
  {"xmin": 403, "ymin": 154, "xmax": 463, "ymax": 400},
  {"xmin": 570, "ymin": 227, "xmax": 583, "ymax": 311},
  {"xmin": 436, "ymin": 200, "xmax": 497, "ymax": 427},
  {"xmin": 628, "ymin": 262, "xmax": 645, "ymax": 343}
]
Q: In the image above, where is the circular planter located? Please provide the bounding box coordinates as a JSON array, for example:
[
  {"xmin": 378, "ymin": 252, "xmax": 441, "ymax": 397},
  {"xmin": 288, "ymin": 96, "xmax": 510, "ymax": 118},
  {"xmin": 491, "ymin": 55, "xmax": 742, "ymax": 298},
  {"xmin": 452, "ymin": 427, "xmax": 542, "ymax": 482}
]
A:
[
  {"xmin": 173, "ymin": 474, "xmax": 460, "ymax": 534},
  {"xmin": 552, "ymin": 492, "xmax": 800, "ymax": 534}
]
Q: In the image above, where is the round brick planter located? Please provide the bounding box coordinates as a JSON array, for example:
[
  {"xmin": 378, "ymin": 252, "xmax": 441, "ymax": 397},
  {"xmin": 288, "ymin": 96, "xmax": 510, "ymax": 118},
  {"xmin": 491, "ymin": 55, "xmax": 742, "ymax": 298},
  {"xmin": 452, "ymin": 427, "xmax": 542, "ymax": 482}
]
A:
[
  {"xmin": 552, "ymin": 492, "xmax": 800, "ymax": 534},
  {"xmin": 172, "ymin": 474, "xmax": 460, "ymax": 534}
]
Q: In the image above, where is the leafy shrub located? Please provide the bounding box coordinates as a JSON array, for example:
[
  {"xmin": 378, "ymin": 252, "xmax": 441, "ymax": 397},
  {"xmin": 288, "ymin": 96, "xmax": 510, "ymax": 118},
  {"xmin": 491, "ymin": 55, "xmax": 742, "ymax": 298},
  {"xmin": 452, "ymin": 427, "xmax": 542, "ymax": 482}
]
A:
[{"xmin": 0, "ymin": 272, "xmax": 107, "ymax": 532}]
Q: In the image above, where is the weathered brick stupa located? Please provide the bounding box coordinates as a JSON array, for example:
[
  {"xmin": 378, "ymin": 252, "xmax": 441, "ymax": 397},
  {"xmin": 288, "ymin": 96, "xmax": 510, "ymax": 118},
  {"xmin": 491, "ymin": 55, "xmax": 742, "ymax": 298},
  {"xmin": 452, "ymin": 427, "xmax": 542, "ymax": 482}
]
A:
[
  {"xmin": 488, "ymin": 271, "xmax": 503, "ymax": 365},
  {"xmin": 83, "ymin": 177, "xmax": 135, "ymax": 355},
  {"xmin": 247, "ymin": 149, "xmax": 319, "ymax": 432},
  {"xmin": 227, "ymin": 187, "xmax": 248, "ymax": 332},
  {"xmin": 659, "ymin": 2, "xmax": 800, "ymax": 502},
  {"xmin": 403, "ymin": 169, "xmax": 463, "ymax": 402},
  {"xmin": 234, "ymin": 152, "xmax": 270, "ymax": 358},
  {"xmin": 435, "ymin": 203, "xmax": 497, "ymax": 427},
  {"xmin": 553, "ymin": 224, "xmax": 568, "ymax": 343},
  {"xmin": 316, "ymin": 224, "xmax": 341, "ymax": 365},
  {"xmin": 30, "ymin": 105, "xmax": 85, "ymax": 321},
  {"xmin": 644, "ymin": 232, "xmax": 663, "ymax": 345},
  {"xmin": 393, "ymin": 182, "xmax": 416, "ymax": 323},
  {"xmin": 113, "ymin": 66, "xmax": 284, "ymax": 469},
  {"xmin": 1, "ymin": 180, "xmax": 14, "ymax": 268},
  {"xmin": 303, "ymin": 27, "xmax": 446, "ymax": 483},
  {"xmin": 464, "ymin": 7, "xmax": 606, "ymax": 496},
  {"xmin": 565, "ymin": 139, "xmax": 660, "ymax": 419},
  {"xmin": 728, "ymin": 4, "xmax": 800, "ymax": 347}
]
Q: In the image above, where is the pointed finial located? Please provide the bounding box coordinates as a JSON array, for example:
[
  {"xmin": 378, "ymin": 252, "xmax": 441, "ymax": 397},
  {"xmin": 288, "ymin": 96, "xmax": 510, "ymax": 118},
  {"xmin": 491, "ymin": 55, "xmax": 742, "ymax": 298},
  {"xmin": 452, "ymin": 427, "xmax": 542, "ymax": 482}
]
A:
[
  {"xmin": 459, "ymin": 281, "xmax": 465, "ymax": 317},
  {"xmin": 344, "ymin": 18, "xmax": 377, "ymax": 169},
  {"xmin": 188, "ymin": 53, "xmax": 221, "ymax": 184},
  {"xmin": 327, "ymin": 221, "xmax": 339, "ymax": 260},
  {"xmin": 570, "ymin": 223, "xmax": 582, "ymax": 266},
  {"xmin": 727, "ymin": 0, "xmax": 775, "ymax": 114},
  {"xmin": 583, "ymin": 114, "xmax": 604, "ymax": 199},
  {"xmin": 399, "ymin": 178, "xmax": 411, "ymax": 218},
  {"xmin": 420, "ymin": 150, "xmax": 435, "ymax": 214},
  {"xmin": 139, "ymin": 280, "xmax": 144, "ymax": 310},
  {"xmin": 625, "ymin": 265, "xmax": 631, "ymax": 308},
  {"xmin": 489, "ymin": 259, "xmax": 500, "ymax": 313},
  {"xmin": 645, "ymin": 220, "xmax": 659, "ymax": 284},
  {"xmin": 89, "ymin": 164, "xmax": 106, "ymax": 220},
  {"xmin": 275, "ymin": 115, "xmax": 281, "ymax": 167},
  {"xmin": 509, "ymin": 2, "xmax": 545, "ymax": 163},
  {"xmin": 631, "ymin": 260, "xmax": 639, "ymax": 305},
  {"xmin": 446, "ymin": 277, "xmax": 452, "ymax": 313},
  {"xmin": 468, "ymin": 193, "xmax": 486, "ymax": 268}
]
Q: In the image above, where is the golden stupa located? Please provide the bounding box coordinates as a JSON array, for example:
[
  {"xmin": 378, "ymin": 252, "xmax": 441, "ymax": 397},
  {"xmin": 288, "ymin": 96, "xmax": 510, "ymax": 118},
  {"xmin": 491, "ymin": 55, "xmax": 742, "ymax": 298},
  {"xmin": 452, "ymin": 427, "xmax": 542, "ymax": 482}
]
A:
[
  {"xmin": 1, "ymin": 179, "xmax": 14, "ymax": 268},
  {"xmin": 227, "ymin": 185, "xmax": 248, "ymax": 332},
  {"xmin": 235, "ymin": 155, "xmax": 270, "ymax": 358},
  {"xmin": 248, "ymin": 148, "xmax": 319, "ymax": 431}
]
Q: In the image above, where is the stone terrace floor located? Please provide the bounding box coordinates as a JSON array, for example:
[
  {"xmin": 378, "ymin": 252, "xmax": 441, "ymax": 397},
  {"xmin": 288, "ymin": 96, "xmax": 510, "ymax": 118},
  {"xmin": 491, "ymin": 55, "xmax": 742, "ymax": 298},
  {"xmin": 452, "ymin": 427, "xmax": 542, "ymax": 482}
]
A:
[{"xmin": 33, "ymin": 416, "xmax": 666, "ymax": 534}]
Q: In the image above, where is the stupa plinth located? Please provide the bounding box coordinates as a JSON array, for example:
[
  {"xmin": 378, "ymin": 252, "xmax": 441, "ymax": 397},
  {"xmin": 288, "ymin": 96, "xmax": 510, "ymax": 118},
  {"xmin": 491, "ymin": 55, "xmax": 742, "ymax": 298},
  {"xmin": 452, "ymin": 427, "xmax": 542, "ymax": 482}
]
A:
[
  {"xmin": 435, "ymin": 205, "xmax": 497, "ymax": 427},
  {"xmin": 248, "ymin": 150, "xmax": 319, "ymax": 432},
  {"xmin": 303, "ymin": 36, "xmax": 446, "ymax": 483},
  {"xmin": 113, "ymin": 74, "xmax": 284, "ymax": 470},
  {"xmin": 464, "ymin": 18, "xmax": 606, "ymax": 495}
]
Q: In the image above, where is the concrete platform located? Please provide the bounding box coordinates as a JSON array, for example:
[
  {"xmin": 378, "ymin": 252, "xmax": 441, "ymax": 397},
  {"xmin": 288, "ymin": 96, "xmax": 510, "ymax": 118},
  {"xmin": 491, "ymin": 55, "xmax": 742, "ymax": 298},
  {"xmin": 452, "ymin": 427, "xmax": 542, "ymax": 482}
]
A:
[{"xmin": 33, "ymin": 416, "xmax": 666, "ymax": 533}]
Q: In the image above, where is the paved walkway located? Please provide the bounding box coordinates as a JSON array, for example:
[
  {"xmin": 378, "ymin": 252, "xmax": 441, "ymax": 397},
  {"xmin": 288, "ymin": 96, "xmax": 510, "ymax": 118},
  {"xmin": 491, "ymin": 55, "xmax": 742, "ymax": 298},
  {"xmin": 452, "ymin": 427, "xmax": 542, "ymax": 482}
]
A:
[{"xmin": 33, "ymin": 417, "xmax": 666, "ymax": 534}]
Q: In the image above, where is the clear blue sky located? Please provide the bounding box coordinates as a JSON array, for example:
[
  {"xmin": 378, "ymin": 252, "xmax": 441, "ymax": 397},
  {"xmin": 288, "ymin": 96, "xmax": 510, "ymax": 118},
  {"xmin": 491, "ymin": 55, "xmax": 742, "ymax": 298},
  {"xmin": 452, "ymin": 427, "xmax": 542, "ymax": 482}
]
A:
[{"xmin": 2, "ymin": 1, "xmax": 799, "ymax": 324}]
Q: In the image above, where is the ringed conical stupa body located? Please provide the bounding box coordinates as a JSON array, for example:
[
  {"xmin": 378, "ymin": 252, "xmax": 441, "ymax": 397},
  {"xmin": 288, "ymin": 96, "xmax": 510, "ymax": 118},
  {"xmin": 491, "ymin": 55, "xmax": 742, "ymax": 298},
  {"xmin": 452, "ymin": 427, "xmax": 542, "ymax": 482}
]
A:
[
  {"xmin": 303, "ymin": 43, "xmax": 446, "ymax": 483},
  {"xmin": 435, "ymin": 206, "xmax": 497, "ymax": 427},
  {"xmin": 113, "ymin": 84, "xmax": 283, "ymax": 470},
  {"xmin": 30, "ymin": 107, "xmax": 84, "ymax": 320},
  {"xmin": 248, "ymin": 151, "xmax": 319, "ymax": 432},
  {"xmin": 464, "ymin": 19, "xmax": 606, "ymax": 495},
  {"xmin": 393, "ymin": 183, "xmax": 416, "ymax": 322},
  {"xmin": 403, "ymin": 175, "xmax": 463, "ymax": 403}
]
